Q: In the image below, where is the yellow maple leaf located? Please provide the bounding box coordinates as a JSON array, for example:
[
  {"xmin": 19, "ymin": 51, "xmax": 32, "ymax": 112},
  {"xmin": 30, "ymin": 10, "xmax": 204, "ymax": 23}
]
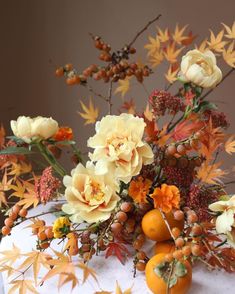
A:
[
  {"xmin": 223, "ymin": 41, "xmax": 235, "ymax": 67},
  {"xmin": 114, "ymin": 77, "xmax": 131, "ymax": 98},
  {"xmin": 148, "ymin": 50, "xmax": 164, "ymax": 68},
  {"xmin": 195, "ymin": 38, "xmax": 208, "ymax": 52},
  {"xmin": 42, "ymin": 250, "xmax": 79, "ymax": 290},
  {"xmin": 8, "ymin": 162, "xmax": 32, "ymax": 177},
  {"xmin": 17, "ymin": 251, "xmax": 51, "ymax": 285},
  {"xmin": 8, "ymin": 279, "xmax": 39, "ymax": 294},
  {"xmin": 78, "ymin": 98, "xmax": 99, "ymax": 125},
  {"xmin": 157, "ymin": 27, "xmax": 170, "ymax": 43},
  {"xmin": 163, "ymin": 42, "xmax": 184, "ymax": 63},
  {"xmin": 144, "ymin": 103, "xmax": 154, "ymax": 121},
  {"xmin": 197, "ymin": 161, "xmax": 227, "ymax": 185},
  {"xmin": 115, "ymin": 281, "xmax": 132, "ymax": 294},
  {"xmin": 225, "ymin": 135, "xmax": 235, "ymax": 155},
  {"xmin": 165, "ymin": 64, "xmax": 179, "ymax": 83},
  {"xmin": 207, "ymin": 30, "xmax": 227, "ymax": 52},
  {"xmin": 78, "ymin": 262, "xmax": 98, "ymax": 284},
  {"xmin": 144, "ymin": 34, "xmax": 161, "ymax": 56},
  {"xmin": 172, "ymin": 24, "xmax": 188, "ymax": 45},
  {"xmin": 9, "ymin": 179, "xmax": 25, "ymax": 198},
  {"xmin": 222, "ymin": 22, "xmax": 235, "ymax": 39},
  {"xmin": 0, "ymin": 244, "xmax": 21, "ymax": 266}
]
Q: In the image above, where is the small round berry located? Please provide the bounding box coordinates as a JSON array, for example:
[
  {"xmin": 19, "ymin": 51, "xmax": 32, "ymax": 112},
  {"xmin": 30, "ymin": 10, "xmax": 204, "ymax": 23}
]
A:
[
  {"xmin": 182, "ymin": 245, "xmax": 191, "ymax": 256},
  {"xmin": 4, "ymin": 218, "xmax": 14, "ymax": 227},
  {"xmin": 133, "ymin": 240, "xmax": 143, "ymax": 250},
  {"xmin": 55, "ymin": 67, "xmax": 64, "ymax": 77},
  {"xmin": 175, "ymin": 237, "xmax": 185, "ymax": 248},
  {"xmin": 187, "ymin": 213, "xmax": 198, "ymax": 224},
  {"xmin": 120, "ymin": 202, "xmax": 132, "ymax": 212},
  {"xmin": 19, "ymin": 208, "xmax": 28, "ymax": 218},
  {"xmin": 136, "ymin": 261, "xmax": 146, "ymax": 271},
  {"xmin": 166, "ymin": 145, "xmax": 177, "ymax": 156},
  {"xmin": 12, "ymin": 204, "xmax": 21, "ymax": 215},
  {"xmin": 111, "ymin": 222, "xmax": 122, "ymax": 234},
  {"xmin": 45, "ymin": 227, "xmax": 54, "ymax": 239},
  {"xmin": 136, "ymin": 251, "xmax": 146, "ymax": 260},
  {"xmin": 116, "ymin": 211, "xmax": 128, "ymax": 223},
  {"xmin": 173, "ymin": 249, "xmax": 183, "ymax": 260},
  {"xmin": 40, "ymin": 242, "xmax": 50, "ymax": 249},
  {"xmin": 177, "ymin": 144, "xmax": 186, "ymax": 155},
  {"xmin": 191, "ymin": 244, "xmax": 201, "ymax": 256},
  {"xmin": 38, "ymin": 231, "xmax": 47, "ymax": 241},
  {"xmin": 173, "ymin": 210, "xmax": 184, "ymax": 221},
  {"xmin": 64, "ymin": 63, "xmax": 73, "ymax": 71},
  {"xmin": 172, "ymin": 227, "xmax": 181, "ymax": 239},
  {"xmin": 9, "ymin": 211, "xmax": 18, "ymax": 220},
  {"xmin": 2, "ymin": 226, "xmax": 11, "ymax": 235},
  {"xmin": 191, "ymin": 224, "xmax": 203, "ymax": 236}
]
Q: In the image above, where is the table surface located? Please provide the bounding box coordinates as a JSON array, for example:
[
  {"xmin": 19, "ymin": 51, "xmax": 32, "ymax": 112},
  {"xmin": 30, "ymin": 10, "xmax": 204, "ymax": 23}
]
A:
[{"xmin": 0, "ymin": 205, "xmax": 234, "ymax": 294}]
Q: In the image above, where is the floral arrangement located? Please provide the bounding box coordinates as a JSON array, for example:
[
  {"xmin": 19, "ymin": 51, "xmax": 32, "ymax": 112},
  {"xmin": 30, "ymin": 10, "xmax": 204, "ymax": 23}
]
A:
[{"xmin": 0, "ymin": 14, "xmax": 235, "ymax": 294}]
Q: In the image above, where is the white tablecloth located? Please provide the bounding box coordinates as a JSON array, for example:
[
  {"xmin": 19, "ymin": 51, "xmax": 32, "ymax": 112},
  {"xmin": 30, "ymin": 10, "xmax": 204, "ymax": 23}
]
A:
[{"xmin": 0, "ymin": 205, "xmax": 234, "ymax": 294}]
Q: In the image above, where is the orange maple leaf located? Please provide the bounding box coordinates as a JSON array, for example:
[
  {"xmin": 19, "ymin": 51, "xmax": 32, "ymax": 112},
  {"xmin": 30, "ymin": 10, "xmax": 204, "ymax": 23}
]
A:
[{"xmin": 225, "ymin": 135, "xmax": 235, "ymax": 155}]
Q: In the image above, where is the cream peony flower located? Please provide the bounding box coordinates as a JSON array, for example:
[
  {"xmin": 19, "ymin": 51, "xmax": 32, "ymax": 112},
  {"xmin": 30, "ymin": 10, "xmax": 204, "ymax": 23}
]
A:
[
  {"xmin": 87, "ymin": 113, "xmax": 154, "ymax": 183},
  {"xmin": 209, "ymin": 195, "xmax": 235, "ymax": 248},
  {"xmin": 62, "ymin": 162, "xmax": 119, "ymax": 223},
  {"xmin": 10, "ymin": 116, "xmax": 58, "ymax": 143},
  {"xmin": 179, "ymin": 49, "xmax": 222, "ymax": 88}
]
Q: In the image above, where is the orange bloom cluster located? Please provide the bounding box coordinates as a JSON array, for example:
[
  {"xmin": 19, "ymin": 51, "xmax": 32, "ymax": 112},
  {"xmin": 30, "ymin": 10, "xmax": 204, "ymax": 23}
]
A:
[
  {"xmin": 53, "ymin": 127, "xmax": 73, "ymax": 141},
  {"xmin": 150, "ymin": 183, "xmax": 180, "ymax": 213},
  {"xmin": 128, "ymin": 176, "xmax": 152, "ymax": 203}
]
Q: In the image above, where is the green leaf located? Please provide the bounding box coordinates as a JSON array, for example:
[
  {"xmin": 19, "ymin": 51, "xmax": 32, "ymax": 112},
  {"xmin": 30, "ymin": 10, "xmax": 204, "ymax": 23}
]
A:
[
  {"xmin": 195, "ymin": 86, "xmax": 203, "ymax": 97},
  {"xmin": 154, "ymin": 262, "xmax": 168, "ymax": 278},
  {"xmin": 52, "ymin": 140, "xmax": 76, "ymax": 145},
  {"xmin": 219, "ymin": 195, "xmax": 230, "ymax": 201},
  {"xmin": 6, "ymin": 136, "xmax": 25, "ymax": 144},
  {"xmin": 195, "ymin": 101, "xmax": 218, "ymax": 113},
  {"xmin": 175, "ymin": 261, "xmax": 187, "ymax": 277},
  {"xmin": 169, "ymin": 276, "xmax": 177, "ymax": 288},
  {"xmin": 0, "ymin": 146, "xmax": 34, "ymax": 155}
]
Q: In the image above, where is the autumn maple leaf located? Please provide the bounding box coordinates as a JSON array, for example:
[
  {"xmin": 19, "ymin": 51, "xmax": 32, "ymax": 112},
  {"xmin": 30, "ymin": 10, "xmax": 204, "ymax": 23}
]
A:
[
  {"xmin": 181, "ymin": 31, "xmax": 197, "ymax": 46},
  {"xmin": 114, "ymin": 77, "xmax": 131, "ymax": 98},
  {"xmin": 223, "ymin": 41, "xmax": 235, "ymax": 68},
  {"xmin": 115, "ymin": 281, "xmax": 132, "ymax": 294},
  {"xmin": 163, "ymin": 42, "xmax": 184, "ymax": 64},
  {"xmin": 197, "ymin": 161, "xmax": 227, "ymax": 185},
  {"xmin": 120, "ymin": 99, "xmax": 136, "ymax": 114},
  {"xmin": 0, "ymin": 244, "xmax": 21, "ymax": 266},
  {"xmin": 172, "ymin": 24, "xmax": 188, "ymax": 45},
  {"xmin": 157, "ymin": 27, "xmax": 170, "ymax": 43},
  {"xmin": 173, "ymin": 119, "xmax": 204, "ymax": 141},
  {"xmin": 222, "ymin": 22, "xmax": 235, "ymax": 39},
  {"xmin": 207, "ymin": 30, "xmax": 227, "ymax": 52},
  {"xmin": 144, "ymin": 34, "xmax": 161, "ymax": 56},
  {"xmin": 195, "ymin": 39, "xmax": 208, "ymax": 52},
  {"xmin": 78, "ymin": 98, "xmax": 99, "ymax": 125},
  {"xmin": 8, "ymin": 279, "xmax": 39, "ymax": 294},
  {"xmin": 225, "ymin": 135, "xmax": 235, "ymax": 155},
  {"xmin": 105, "ymin": 242, "xmax": 130, "ymax": 264},
  {"xmin": 148, "ymin": 50, "xmax": 164, "ymax": 68},
  {"xmin": 165, "ymin": 64, "xmax": 179, "ymax": 83}
]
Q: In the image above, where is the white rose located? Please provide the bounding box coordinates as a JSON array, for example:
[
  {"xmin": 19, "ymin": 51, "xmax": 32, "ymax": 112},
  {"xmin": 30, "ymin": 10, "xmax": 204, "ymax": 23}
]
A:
[
  {"xmin": 87, "ymin": 113, "xmax": 154, "ymax": 183},
  {"xmin": 10, "ymin": 116, "xmax": 58, "ymax": 143},
  {"xmin": 209, "ymin": 195, "xmax": 235, "ymax": 248},
  {"xmin": 62, "ymin": 162, "xmax": 119, "ymax": 223},
  {"xmin": 179, "ymin": 49, "xmax": 222, "ymax": 88}
]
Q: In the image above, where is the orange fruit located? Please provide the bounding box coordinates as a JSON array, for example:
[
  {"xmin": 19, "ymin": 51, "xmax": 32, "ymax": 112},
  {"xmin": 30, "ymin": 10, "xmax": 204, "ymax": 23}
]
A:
[
  {"xmin": 153, "ymin": 241, "xmax": 175, "ymax": 255},
  {"xmin": 142, "ymin": 209, "xmax": 184, "ymax": 242},
  {"xmin": 145, "ymin": 253, "xmax": 192, "ymax": 294}
]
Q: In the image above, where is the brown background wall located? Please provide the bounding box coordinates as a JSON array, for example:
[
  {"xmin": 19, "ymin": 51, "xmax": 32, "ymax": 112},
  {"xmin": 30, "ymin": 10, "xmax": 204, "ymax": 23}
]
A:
[{"xmin": 0, "ymin": 0, "xmax": 234, "ymax": 176}]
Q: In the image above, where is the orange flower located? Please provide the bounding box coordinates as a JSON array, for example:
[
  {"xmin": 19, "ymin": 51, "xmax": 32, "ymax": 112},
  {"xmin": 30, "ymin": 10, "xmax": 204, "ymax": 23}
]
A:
[
  {"xmin": 54, "ymin": 127, "xmax": 73, "ymax": 141},
  {"xmin": 128, "ymin": 177, "xmax": 152, "ymax": 203},
  {"xmin": 150, "ymin": 183, "xmax": 180, "ymax": 213}
]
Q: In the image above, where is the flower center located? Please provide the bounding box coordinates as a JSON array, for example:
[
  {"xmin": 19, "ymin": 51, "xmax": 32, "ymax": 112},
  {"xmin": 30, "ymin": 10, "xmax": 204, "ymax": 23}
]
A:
[
  {"xmin": 90, "ymin": 181, "xmax": 105, "ymax": 201},
  {"xmin": 196, "ymin": 59, "xmax": 213, "ymax": 75}
]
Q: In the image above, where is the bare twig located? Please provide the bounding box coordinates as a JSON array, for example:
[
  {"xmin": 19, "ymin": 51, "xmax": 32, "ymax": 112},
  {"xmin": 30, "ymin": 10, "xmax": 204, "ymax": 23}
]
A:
[
  {"xmin": 128, "ymin": 14, "xmax": 162, "ymax": 48},
  {"xmin": 107, "ymin": 81, "xmax": 113, "ymax": 114},
  {"xmin": 85, "ymin": 84, "xmax": 108, "ymax": 102}
]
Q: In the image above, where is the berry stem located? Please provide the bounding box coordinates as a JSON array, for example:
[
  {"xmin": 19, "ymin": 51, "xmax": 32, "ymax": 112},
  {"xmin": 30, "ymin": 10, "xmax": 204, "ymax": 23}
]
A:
[
  {"xmin": 159, "ymin": 209, "xmax": 176, "ymax": 242},
  {"xmin": 107, "ymin": 81, "xmax": 113, "ymax": 114}
]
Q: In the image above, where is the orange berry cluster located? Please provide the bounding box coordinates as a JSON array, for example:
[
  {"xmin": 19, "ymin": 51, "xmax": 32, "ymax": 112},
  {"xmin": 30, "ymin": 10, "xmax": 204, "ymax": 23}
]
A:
[
  {"xmin": 32, "ymin": 221, "xmax": 54, "ymax": 250},
  {"xmin": 164, "ymin": 208, "xmax": 204, "ymax": 264},
  {"xmin": 55, "ymin": 36, "xmax": 152, "ymax": 85},
  {"xmin": 1, "ymin": 205, "xmax": 27, "ymax": 236}
]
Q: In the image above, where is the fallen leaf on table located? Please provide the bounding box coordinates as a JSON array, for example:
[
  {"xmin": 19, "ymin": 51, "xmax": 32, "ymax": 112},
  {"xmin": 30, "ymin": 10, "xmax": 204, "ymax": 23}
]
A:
[
  {"xmin": 78, "ymin": 261, "xmax": 98, "ymax": 284},
  {"xmin": 0, "ymin": 244, "xmax": 21, "ymax": 266},
  {"xmin": 115, "ymin": 281, "xmax": 132, "ymax": 294}
]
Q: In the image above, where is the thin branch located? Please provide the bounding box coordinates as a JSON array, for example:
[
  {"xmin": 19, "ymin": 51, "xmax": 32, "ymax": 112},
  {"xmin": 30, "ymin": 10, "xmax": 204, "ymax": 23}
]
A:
[
  {"xmin": 85, "ymin": 84, "xmax": 108, "ymax": 102},
  {"xmin": 201, "ymin": 68, "xmax": 235, "ymax": 101},
  {"xmin": 159, "ymin": 209, "xmax": 176, "ymax": 242},
  {"xmin": 128, "ymin": 14, "xmax": 162, "ymax": 48},
  {"xmin": 107, "ymin": 81, "xmax": 113, "ymax": 114}
]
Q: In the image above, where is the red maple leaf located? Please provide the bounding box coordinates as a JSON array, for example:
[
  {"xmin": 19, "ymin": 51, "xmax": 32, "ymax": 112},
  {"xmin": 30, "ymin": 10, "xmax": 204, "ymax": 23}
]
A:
[
  {"xmin": 173, "ymin": 119, "xmax": 204, "ymax": 141},
  {"xmin": 105, "ymin": 242, "xmax": 130, "ymax": 265}
]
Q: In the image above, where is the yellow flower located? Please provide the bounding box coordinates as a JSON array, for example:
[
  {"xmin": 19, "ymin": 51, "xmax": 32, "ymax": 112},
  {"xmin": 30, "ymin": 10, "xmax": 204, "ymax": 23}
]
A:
[
  {"xmin": 150, "ymin": 184, "xmax": 180, "ymax": 213},
  {"xmin": 62, "ymin": 162, "xmax": 119, "ymax": 223},
  {"xmin": 209, "ymin": 195, "xmax": 235, "ymax": 248},
  {"xmin": 88, "ymin": 113, "xmax": 154, "ymax": 184},
  {"xmin": 179, "ymin": 49, "xmax": 222, "ymax": 88},
  {"xmin": 52, "ymin": 217, "xmax": 71, "ymax": 238}
]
